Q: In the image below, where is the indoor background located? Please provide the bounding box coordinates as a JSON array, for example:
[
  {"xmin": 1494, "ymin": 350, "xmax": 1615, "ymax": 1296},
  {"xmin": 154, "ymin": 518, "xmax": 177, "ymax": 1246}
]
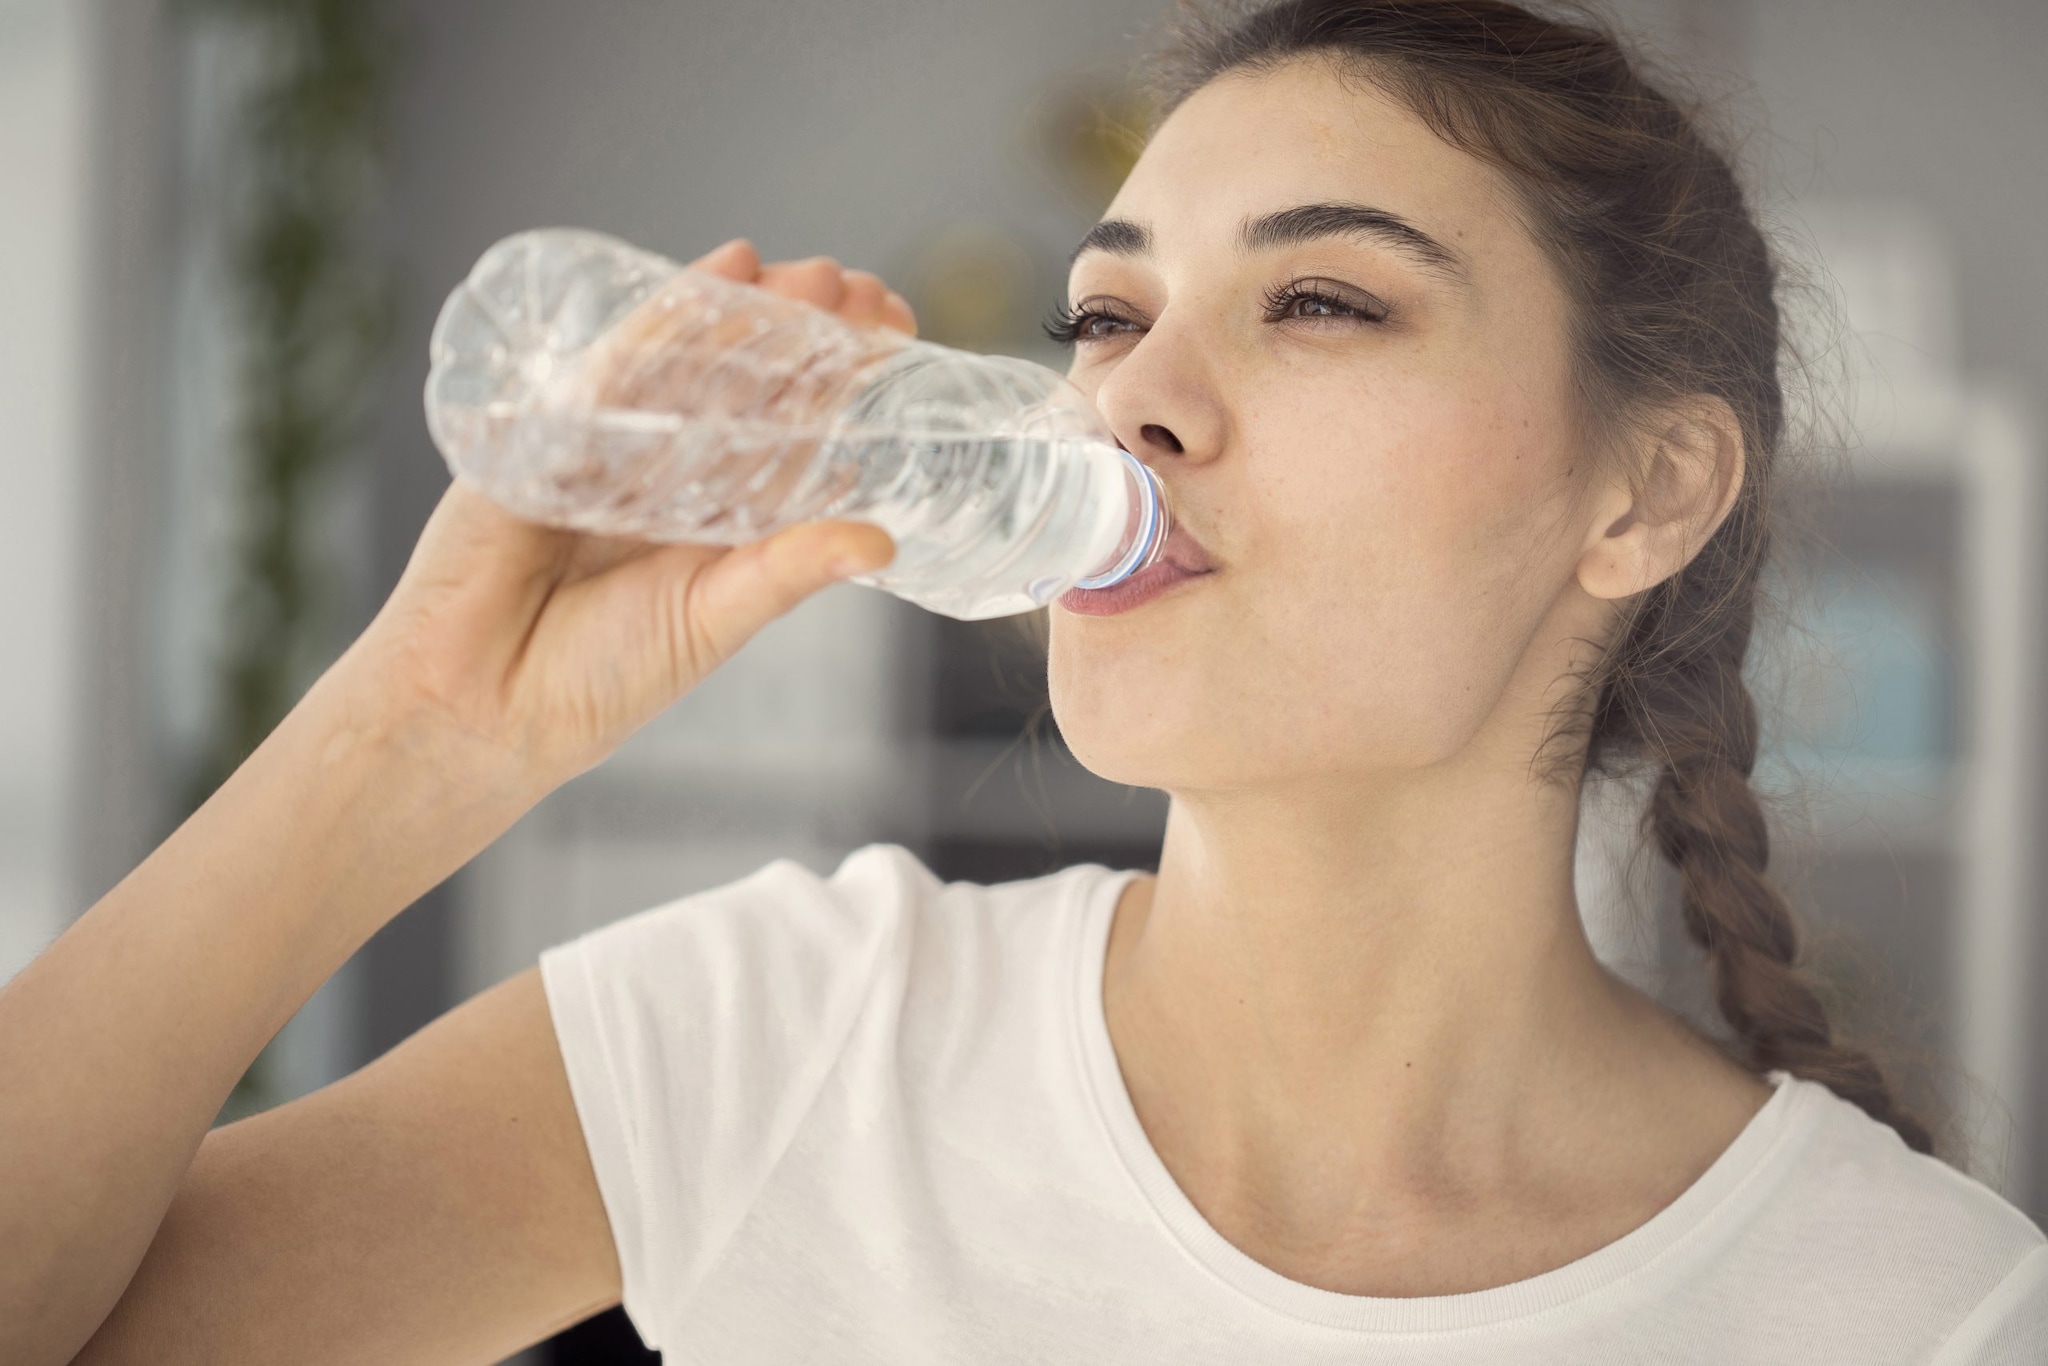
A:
[{"xmin": 4, "ymin": 1, "xmax": 2044, "ymax": 1361}]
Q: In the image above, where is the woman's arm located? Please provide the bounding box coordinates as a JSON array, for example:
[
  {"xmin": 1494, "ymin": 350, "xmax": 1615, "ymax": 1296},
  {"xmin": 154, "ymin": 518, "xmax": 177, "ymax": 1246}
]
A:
[
  {"xmin": 0, "ymin": 241, "xmax": 912, "ymax": 1366},
  {"xmin": 77, "ymin": 967, "xmax": 613, "ymax": 1365},
  {"xmin": 4, "ymin": 652, "xmax": 548, "ymax": 1365}
]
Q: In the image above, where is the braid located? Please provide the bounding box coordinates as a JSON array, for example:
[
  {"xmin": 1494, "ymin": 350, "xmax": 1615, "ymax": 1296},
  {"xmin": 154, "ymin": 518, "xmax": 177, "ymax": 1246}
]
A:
[{"xmin": 1629, "ymin": 516, "xmax": 1938, "ymax": 1156}]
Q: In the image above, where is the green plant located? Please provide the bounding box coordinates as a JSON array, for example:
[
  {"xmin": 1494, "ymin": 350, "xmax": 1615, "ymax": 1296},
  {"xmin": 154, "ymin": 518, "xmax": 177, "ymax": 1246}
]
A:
[
  {"xmin": 182, "ymin": 0, "xmax": 400, "ymax": 1117},
  {"xmin": 185, "ymin": 0, "xmax": 398, "ymax": 806}
]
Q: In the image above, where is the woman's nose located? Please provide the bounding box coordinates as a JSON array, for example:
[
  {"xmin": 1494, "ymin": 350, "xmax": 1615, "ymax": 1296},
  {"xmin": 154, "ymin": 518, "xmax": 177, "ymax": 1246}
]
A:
[
  {"xmin": 1091, "ymin": 335, "xmax": 1222, "ymax": 467},
  {"xmin": 1135, "ymin": 423, "xmax": 1184, "ymax": 455}
]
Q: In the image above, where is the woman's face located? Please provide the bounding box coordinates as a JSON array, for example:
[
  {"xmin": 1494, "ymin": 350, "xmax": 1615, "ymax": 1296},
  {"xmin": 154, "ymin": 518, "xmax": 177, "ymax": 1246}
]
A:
[{"xmin": 1047, "ymin": 57, "xmax": 1612, "ymax": 793}]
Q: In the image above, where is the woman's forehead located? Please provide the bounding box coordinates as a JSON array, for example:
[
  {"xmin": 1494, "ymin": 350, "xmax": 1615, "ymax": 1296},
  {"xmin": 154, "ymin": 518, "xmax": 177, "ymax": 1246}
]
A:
[{"xmin": 1101, "ymin": 61, "xmax": 1514, "ymax": 269}]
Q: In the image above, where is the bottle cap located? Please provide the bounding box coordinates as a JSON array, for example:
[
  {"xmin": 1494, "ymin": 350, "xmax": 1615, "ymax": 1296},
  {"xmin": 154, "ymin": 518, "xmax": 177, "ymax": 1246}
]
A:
[{"xmin": 1075, "ymin": 449, "xmax": 1170, "ymax": 590}]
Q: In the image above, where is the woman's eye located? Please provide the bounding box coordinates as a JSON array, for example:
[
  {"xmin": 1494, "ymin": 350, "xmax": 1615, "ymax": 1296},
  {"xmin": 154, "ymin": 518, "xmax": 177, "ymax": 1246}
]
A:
[
  {"xmin": 1285, "ymin": 294, "xmax": 1349, "ymax": 317},
  {"xmin": 1262, "ymin": 280, "xmax": 1389, "ymax": 324},
  {"xmin": 1041, "ymin": 301, "xmax": 1138, "ymax": 346},
  {"xmin": 1041, "ymin": 279, "xmax": 1389, "ymax": 348}
]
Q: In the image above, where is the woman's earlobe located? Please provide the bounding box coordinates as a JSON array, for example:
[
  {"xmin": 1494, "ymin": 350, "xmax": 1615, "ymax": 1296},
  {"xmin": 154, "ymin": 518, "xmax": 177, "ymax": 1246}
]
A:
[
  {"xmin": 1578, "ymin": 549, "xmax": 1646, "ymax": 602},
  {"xmin": 1571, "ymin": 475, "xmax": 1643, "ymax": 598}
]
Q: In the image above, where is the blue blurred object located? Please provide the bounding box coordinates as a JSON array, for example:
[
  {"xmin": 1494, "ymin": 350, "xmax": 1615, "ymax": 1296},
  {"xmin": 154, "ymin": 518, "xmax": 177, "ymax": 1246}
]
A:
[{"xmin": 1800, "ymin": 563, "xmax": 1952, "ymax": 766}]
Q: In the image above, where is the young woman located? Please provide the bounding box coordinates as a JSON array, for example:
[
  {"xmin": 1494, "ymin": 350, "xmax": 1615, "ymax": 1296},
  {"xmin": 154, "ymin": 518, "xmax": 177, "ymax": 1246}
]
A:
[{"xmin": 6, "ymin": 1, "xmax": 2043, "ymax": 1362}]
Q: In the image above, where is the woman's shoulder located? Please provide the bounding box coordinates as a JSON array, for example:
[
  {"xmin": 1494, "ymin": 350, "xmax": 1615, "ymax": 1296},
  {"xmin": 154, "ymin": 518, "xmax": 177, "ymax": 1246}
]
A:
[
  {"xmin": 1779, "ymin": 1075, "xmax": 2042, "ymax": 1254},
  {"xmin": 563, "ymin": 839, "xmax": 1110, "ymax": 928},
  {"xmin": 538, "ymin": 842, "xmax": 1117, "ymax": 1006},
  {"xmin": 1756, "ymin": 1074, "xmax": 2046, "ymax": 1354}
]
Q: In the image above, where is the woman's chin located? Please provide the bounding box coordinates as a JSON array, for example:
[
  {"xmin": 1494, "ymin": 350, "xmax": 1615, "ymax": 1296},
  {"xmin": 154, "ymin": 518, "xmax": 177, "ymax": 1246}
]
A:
[
  {"xmin": 1053, "ymin": 704, "xmax": 1208, "ymax": 793},
  {"xmin": 1059, "ymin": 739, "xmax": 1160, "ymax": 792},
  {"xmin": 1049, "ymin": 642, "xmax": 1233, "ymax": 790}
]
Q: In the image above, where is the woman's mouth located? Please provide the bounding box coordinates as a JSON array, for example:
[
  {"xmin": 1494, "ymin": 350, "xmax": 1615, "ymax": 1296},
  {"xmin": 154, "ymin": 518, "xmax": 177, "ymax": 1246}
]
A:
[{"xmin": 1058, "ymin": 522, "xmax": 1217, "ymax": 617}]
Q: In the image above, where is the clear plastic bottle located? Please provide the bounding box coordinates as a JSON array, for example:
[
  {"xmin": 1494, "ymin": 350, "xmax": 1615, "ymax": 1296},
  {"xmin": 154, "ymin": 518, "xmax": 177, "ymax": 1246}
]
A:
[{"xmin": 423, "ymin": 228, "xmax": 1167, "ymax": 619}]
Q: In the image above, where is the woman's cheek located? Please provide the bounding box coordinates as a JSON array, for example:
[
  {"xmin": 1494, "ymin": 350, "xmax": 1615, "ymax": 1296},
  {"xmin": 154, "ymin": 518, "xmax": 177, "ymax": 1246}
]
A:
[{"xmin": 1238, "ymin": 461, "xmax": 1558, "ymax": 752}]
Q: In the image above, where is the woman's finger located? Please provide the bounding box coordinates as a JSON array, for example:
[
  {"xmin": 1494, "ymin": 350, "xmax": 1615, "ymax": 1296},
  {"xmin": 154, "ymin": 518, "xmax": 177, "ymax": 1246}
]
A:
[
  {"xmin": 684, "ymin": 236, "xmax": 762, "ymax": 281},
  {"xmin": 670, "ymin": 518, "xmax": 895, "ymax": 676},
  {"xmin": 880, "ymin": 289, "xmax": 917, "ymax": 336},
  {"xmin": 692, "ymin": 241, "xmax": 915, "ymax": 335},
  {"xmin": 836, "ymin": 269, "xmax": 890, "ymax": 327},
  {"xmin": 755, "ymin": 256, "xmax": 847, "ymax": 313}
]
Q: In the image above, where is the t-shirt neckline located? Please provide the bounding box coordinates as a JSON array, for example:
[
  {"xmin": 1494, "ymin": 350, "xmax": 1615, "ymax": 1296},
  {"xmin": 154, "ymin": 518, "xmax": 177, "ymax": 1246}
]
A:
[{"xmin": 1065, "ymin": 863, "xmax": 1818, "ymax": 1335}]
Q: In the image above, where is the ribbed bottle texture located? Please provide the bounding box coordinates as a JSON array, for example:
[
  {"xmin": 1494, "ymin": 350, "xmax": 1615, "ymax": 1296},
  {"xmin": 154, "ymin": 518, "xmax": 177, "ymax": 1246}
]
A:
[{"xmin": 424, "ymin": 228, "xmax": 1166, "ymax": 619}]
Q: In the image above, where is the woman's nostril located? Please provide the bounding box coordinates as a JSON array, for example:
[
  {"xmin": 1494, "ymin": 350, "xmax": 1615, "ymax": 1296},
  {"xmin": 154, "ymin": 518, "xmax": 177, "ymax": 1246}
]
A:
[{"xmin": 1140, "ymin": 423, "xmax": 1184, "ymax": 454}]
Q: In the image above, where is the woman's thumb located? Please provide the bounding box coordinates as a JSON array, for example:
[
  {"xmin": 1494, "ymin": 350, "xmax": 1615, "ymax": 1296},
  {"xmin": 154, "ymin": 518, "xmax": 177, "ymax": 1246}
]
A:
[{"xmin": 680, "ymin": 519, "xmax": 896, "ymax": 667}]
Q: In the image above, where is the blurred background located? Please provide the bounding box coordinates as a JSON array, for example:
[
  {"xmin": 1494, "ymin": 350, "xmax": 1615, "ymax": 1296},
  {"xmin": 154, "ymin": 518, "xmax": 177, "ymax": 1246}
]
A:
[{"xmin": 3, "ymin": 0, "xmax": 2043, "ymax": 1359}]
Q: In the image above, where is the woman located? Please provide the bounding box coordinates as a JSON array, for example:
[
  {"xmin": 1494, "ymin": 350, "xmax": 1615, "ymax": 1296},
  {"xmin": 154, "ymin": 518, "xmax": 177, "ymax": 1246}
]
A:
[{"xmin": 6, "ymin": 1, "xmax": 2043, "ymax": 1361}]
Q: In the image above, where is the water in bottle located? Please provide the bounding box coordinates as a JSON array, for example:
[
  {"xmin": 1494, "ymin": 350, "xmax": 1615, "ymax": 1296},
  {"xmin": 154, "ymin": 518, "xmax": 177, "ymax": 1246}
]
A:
[{"xmin": 423, "ymin": 228, "xmax": 1168, "ymax": 619}]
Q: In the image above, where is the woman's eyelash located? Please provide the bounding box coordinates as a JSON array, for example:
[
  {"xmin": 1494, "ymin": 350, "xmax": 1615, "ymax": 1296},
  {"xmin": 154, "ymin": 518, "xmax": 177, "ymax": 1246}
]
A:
[
  {"xmin": 1260, "ymin": 279, "xmax": 1390, "ymax": 324},
  {"xmin": 1040, "ymin": 280, "xmax": 1390, "ymax": 347},
  {"xmin": 1040, "ymin": 300, "xmax": 1131, "ymax": 346}
]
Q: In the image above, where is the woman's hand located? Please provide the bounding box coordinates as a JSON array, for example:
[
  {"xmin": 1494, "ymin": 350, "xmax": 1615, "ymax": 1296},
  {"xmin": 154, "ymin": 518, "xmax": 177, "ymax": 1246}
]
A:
[{"xmin": 349, "ymin": 239, "xmax": 916, "ymax": 793}]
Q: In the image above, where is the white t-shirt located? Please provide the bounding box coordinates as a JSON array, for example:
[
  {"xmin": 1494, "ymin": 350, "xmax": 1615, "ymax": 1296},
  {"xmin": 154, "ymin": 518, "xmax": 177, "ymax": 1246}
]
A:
[{"xmin": 537, "ymin": 843, "xmax": 2048, "ymax": 1363}]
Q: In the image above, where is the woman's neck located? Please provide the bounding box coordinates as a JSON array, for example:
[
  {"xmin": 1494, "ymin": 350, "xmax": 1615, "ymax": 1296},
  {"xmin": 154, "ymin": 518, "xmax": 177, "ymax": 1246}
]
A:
[{"xmin": 1102, "ymin": 765, "xmax": 1771, "ymax": 1294}]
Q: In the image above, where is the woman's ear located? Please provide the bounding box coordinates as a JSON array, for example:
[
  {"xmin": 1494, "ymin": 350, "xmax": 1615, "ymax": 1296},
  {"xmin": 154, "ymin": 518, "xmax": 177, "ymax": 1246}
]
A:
[{"xmin": 1576, "ymin": 395, "xmax": 1746, "ymax": 601}]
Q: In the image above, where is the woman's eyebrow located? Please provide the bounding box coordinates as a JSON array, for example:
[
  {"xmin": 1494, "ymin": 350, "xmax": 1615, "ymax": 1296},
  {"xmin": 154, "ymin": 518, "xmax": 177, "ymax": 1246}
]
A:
[
  {"xmin": 1067, "ymin": 217, "xmax": 1153, "ymax": 265},
  {"xmin": 1241, "ymin": 202, "xmax": 1469, "ymax": 282},
  {"xmin": 1068, "ymin": 202, "xmax": 1469, "ymax": 285}
]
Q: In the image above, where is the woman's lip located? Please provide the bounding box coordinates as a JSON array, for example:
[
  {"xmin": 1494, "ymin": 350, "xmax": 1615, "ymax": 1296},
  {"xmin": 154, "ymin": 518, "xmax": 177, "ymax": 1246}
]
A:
[
  {"xmin": 1059, "ymin": 518, "xmax": 1218, "ymax": 617},
  {"xmin": 1058, "ymin": 559, "xmax": 1213, "ymax": 616},
  {"xmin": 1155, "ymin": 522, "xmax": 1217, "ymax": 575}
]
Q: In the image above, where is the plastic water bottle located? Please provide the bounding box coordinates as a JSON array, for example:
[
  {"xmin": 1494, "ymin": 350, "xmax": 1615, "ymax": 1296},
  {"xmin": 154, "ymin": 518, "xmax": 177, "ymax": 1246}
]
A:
[{"xmin": 423, "ymin": 228, "xmax": 1168, "ymax": 619}]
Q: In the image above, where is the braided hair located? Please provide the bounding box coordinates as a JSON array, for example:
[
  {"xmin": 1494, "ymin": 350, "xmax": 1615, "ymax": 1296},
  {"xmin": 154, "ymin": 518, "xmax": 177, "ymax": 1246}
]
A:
[{"xmin": 1139, "ymin": 0, "xmax": 1935, "ymax": 1153}]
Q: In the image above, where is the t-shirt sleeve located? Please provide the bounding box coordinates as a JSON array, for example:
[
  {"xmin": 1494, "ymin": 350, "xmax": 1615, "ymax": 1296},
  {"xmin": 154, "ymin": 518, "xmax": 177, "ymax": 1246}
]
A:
[
  {"xmin": 537, "ymin": 842, "xmax": 933, "ymax": 1351},
  {"xmin": 1933, "ymin": 1243, "xmax": 2048, "ymax": 1366}
]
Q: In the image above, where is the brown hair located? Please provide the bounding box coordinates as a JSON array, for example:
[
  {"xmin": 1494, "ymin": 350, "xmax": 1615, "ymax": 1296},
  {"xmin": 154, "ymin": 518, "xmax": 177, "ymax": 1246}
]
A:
[{"xmin": 1137, "ymin": 0, "xmax": 1936, "ymax": 1154}]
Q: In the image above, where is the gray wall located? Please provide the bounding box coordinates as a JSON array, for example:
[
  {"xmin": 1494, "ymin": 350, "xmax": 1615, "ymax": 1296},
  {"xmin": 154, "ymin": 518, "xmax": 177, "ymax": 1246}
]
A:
[
  {"xmin": 1746, "ymin": 0, "xmax": 2048, "ymax": 406},
  {"xmin": 0, "ymin": 0, "xmax": 90, "ymax": 981}
]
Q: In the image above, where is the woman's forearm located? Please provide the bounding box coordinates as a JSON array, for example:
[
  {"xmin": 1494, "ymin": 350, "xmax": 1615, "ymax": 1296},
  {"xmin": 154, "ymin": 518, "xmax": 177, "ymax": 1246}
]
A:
[{"xmin": 0, "ymin": 651, "xmax": 540, "ymax": 1366}]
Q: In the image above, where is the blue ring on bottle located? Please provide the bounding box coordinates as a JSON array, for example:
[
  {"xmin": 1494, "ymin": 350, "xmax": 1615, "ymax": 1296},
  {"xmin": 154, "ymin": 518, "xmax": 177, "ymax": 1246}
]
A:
[{"xmin": 1074, "ymin": 449, "xmax": 1166, "ymax": 591}]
